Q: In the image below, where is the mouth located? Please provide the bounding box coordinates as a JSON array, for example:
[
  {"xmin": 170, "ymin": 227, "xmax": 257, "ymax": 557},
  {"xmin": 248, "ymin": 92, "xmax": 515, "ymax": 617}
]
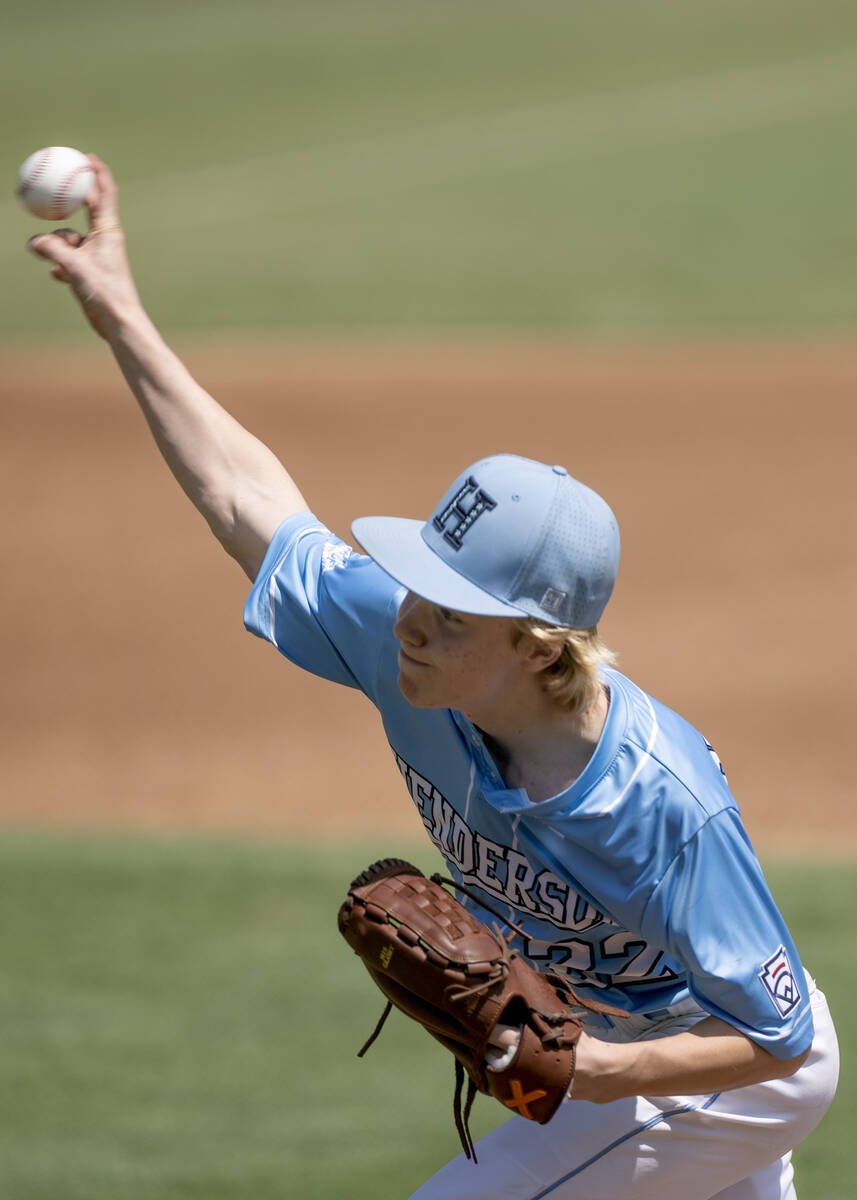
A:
[{"xmin": 398, "ymin": 648, "xmax": 431, "ymax": 668}]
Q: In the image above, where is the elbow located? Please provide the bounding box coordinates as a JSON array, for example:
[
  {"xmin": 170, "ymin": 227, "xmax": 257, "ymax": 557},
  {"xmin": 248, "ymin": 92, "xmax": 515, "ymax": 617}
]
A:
[
  {"xmin": 197, "ymin": 489, "xmax": 260, "ymax": 573},
  {"xmin": 214, "ymin": 524, "xmax": 266, "ymax": 580},
  {"xmin": 771, "ymin": 1045, "xmax": 811, "ymax": 1079}
]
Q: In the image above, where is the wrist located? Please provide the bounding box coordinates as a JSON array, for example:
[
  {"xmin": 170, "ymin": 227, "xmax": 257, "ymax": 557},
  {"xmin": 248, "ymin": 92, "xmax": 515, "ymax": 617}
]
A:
[
  {"xmin": 571, "ymin": 1033, "xmax": 640, "ymax": 1104},
  {"xmin": 103, "ymin": 302, "xmax": 157, "ymax": 347}
]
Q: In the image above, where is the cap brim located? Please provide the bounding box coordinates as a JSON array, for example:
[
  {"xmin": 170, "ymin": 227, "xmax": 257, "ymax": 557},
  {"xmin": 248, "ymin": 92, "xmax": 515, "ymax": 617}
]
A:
[{"xmin": 351, "ymin": 516, "xmax": 527, "ymax": 618}]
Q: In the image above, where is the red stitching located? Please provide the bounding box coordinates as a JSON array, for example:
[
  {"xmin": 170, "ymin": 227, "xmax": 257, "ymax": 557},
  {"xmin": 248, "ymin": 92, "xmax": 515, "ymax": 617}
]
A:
[
  {"xmin": 55, "ymin": 162, "xmax": 93, "ymax": 213},
  {"xmin": 17, "ymin": 146, "xmax": 54, "ymax": 198}
]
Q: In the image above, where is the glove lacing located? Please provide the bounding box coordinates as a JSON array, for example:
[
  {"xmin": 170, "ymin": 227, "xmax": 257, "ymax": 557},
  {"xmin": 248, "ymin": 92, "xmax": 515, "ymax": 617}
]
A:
[{"xmin": 357, "ymin": 873, "xmax": 522, "ymax": 1164}]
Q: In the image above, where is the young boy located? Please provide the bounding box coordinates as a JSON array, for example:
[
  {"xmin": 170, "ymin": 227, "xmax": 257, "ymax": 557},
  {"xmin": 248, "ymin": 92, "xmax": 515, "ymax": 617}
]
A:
[{"xmin": 27, "ymin": 158, "xmax": 838, "ymax": 1199}]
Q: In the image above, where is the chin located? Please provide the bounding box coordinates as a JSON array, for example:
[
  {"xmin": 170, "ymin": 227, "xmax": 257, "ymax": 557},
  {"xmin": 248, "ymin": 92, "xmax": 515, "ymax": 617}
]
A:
[{"xmin": 397, "ymin": 671, "xmax": 442, "ymax": 710}]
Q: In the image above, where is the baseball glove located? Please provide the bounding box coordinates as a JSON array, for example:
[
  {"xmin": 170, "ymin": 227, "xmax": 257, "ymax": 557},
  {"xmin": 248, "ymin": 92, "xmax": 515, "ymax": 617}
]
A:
[{"xmin": 338, "ymin": 857, "xmax": 626, "ymax": 1160}]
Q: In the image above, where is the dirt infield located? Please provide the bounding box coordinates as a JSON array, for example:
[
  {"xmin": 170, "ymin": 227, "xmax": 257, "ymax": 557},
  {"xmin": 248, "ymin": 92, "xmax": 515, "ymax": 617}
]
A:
[{"xmin": 2, "ymin": 338, "xmax": 854, "ymax": 850}]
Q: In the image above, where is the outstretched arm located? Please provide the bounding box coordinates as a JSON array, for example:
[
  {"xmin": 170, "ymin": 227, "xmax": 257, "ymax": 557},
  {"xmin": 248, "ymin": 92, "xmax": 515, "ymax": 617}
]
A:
[{"xmin": 27, "ymin": 156, "xmax": 308, "ymax": 580}]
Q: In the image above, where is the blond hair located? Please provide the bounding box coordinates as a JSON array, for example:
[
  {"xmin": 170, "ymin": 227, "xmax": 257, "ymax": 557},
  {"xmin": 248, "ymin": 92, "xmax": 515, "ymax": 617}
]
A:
[{"xmin": 510, "ymin": 618, "xmax": 617, "ymax": 715}]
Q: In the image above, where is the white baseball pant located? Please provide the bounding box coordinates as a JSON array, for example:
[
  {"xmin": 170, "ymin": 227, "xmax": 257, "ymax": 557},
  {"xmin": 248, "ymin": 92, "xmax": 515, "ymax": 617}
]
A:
[{"xmin": 408, "ymin": 977, "xmax": 838, "ymax": 1200}]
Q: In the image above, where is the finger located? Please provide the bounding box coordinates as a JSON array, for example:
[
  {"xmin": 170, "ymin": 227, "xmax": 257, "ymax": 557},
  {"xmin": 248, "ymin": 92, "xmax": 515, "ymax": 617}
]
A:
[
  {"xmin": 487, "ymin": 1024, "xmax": 520, "ymax": 1050},
  {"xmin": 51, "ymin": 264, "xmax": 71, "ymax": 283},
  {"xmin": 27, "ymin": 232, "xmax": 79, "ymax": 268},
  {"xmin": 27, "ymin": 226, "xmax": 84, "ymax": 265},
  {"xmin": 85, "ymin": 154, "xmax": 121, "ymax": 232},
  {"xmin": 53, "ymin": 228, "xmax": 85, "ymax": 248}
]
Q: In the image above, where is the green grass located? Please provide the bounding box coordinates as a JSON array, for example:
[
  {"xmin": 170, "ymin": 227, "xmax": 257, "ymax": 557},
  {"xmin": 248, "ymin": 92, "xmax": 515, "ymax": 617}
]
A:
[
  {"xmin": 4, "ymin": 0, "xmax": 857, "ymax": 340},
  {"xmin": 0, "ymin": 833, "xmax": 852, "ymax": 1198}
]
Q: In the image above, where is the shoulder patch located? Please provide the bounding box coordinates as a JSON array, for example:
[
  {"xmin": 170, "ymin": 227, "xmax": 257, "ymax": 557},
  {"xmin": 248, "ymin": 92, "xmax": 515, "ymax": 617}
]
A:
[
  {"xmin": 321, "ymin": 541, "xmax": 352, "ymax": 573},
  {"xmin": 703, "ymin": 737, "xmax": 728, "ymax": 782},
  {"xmin": 759, "ymin": 945, "xmax": 801, "ymax": 1018}
]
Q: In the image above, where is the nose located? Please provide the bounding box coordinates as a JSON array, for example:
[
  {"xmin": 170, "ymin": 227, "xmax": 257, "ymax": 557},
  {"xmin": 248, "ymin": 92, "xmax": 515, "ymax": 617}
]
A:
[{"xmin": 394, "ymin": 591, "xmax": 429, "ymax": 646}]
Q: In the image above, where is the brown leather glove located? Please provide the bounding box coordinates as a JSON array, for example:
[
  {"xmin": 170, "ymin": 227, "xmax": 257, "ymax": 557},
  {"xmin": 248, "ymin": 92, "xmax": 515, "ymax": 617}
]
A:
[{"xmin": 338, "ymin": 857, "xmax": 626, "ymax": 1160}]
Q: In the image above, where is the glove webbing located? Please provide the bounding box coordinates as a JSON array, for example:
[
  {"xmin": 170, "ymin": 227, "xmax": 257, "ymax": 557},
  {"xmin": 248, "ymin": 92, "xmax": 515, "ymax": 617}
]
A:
[{"xmin": 430, "ymin": 872, "xmax": 526, "ymax": 941}]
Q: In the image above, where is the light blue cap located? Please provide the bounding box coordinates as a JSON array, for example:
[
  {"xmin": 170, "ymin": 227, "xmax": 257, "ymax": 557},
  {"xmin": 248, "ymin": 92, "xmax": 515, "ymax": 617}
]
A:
[{"xmin": 351, "ymin": 454, "xmax": 620, "ymax": 628}]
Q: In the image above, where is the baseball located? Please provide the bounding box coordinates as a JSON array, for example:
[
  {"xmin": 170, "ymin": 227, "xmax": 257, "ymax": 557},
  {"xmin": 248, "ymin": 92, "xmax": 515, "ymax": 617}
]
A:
[{"xmin": 16, "ymin": 146, "xmax": 95, "ymax": 220}]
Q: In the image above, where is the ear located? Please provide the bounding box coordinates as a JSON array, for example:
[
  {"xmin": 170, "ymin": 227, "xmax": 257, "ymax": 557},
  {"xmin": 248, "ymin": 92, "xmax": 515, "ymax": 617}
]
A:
[{"xmin": 514, "ymin": 631, "xmax": 562, "ymax": 675}]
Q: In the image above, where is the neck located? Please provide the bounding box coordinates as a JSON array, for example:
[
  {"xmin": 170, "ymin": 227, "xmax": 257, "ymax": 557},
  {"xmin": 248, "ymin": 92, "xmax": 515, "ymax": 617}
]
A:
[{"xmin": 471, "ymin": 686, "xmax": 609, "ymax": 804}]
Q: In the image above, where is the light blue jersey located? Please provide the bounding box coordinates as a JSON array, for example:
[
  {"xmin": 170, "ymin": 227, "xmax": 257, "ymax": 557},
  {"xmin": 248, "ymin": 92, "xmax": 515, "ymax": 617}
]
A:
[{"xmin": 245, "ymin": 513, "xmax": 813, "ymax": 1060}]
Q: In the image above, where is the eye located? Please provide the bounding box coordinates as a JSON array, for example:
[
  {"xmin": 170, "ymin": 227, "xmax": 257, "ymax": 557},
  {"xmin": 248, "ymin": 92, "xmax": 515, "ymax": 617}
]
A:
[{"xmin": 438, "ymin": 606, "xmax": 461, "ymax": 623}]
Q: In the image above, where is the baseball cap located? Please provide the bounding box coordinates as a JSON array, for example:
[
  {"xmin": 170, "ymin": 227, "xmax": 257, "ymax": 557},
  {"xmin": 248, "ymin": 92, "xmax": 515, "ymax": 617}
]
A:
[{"xmin": 351, "ymin": 454, "xmax": 620, "ymax": 628}]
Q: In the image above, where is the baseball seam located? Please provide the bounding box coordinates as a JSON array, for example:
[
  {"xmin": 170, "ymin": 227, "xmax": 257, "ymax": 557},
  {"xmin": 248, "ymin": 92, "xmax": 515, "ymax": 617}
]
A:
[
  {"xmin": 16, "ymin": 146, "xmax": 55, "ymax": 199},
  {"xmin": 55, "ymin": 163, "xmax": 93, "ymax": 217}
]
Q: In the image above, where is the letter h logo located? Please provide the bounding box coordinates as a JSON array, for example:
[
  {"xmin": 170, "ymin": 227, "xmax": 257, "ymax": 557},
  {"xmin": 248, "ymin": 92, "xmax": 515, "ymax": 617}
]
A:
[{"xmin": 433, "ymin": 477, "xmax": 497, "ymax": 550}]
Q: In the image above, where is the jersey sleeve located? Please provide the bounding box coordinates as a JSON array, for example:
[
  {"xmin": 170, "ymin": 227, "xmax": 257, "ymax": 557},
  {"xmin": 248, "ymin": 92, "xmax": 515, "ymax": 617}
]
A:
[
  {"xmin": 639, "ymin": 807, "xmax": 814, "ymax": 1059},
  {"xmin": 243, "ymin": 511, "xmax": 402, "ymax": 702}
]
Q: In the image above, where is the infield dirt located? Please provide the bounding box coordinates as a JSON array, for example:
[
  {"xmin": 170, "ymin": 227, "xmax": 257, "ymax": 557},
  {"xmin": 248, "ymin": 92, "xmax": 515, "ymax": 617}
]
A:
[{"xmin": 2, "ymin": 338, "xmax": 854, "ymax": 850}]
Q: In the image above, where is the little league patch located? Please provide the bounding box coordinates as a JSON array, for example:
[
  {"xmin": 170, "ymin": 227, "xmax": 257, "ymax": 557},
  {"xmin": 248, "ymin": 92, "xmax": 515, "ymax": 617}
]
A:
[{"xmin": 760, "ymin": 946, "xmax": 801, "ymax": 1017}]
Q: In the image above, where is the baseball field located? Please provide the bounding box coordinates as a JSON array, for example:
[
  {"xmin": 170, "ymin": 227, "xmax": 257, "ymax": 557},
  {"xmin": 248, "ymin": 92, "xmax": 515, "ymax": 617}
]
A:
[{"xmin": 2, "ymin": 2, "xmax": 856, "ymax": 1196}]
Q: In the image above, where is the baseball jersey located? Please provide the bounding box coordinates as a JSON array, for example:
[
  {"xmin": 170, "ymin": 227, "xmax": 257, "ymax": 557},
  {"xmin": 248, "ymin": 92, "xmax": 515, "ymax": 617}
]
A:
[{"xmin": 244, "ymin": 512, "xmax": 814, "ymax": 1060}]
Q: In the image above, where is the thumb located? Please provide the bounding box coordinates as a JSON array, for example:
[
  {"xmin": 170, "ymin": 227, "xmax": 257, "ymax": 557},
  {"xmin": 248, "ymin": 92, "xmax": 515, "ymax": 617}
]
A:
[{"xmin": 27, "ymin": 229, "xmax": 83, "ymax": 268}]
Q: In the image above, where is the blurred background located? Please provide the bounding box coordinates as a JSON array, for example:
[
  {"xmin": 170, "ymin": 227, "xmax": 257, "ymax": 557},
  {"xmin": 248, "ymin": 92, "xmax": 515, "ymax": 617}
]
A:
[
  {"xmin": 1, "ymin": 2, "xmax": 855, "ymax": 1196},
  {"xmin": 5, "ymin": 0, "xmax": 857, "ymax": 337}
]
